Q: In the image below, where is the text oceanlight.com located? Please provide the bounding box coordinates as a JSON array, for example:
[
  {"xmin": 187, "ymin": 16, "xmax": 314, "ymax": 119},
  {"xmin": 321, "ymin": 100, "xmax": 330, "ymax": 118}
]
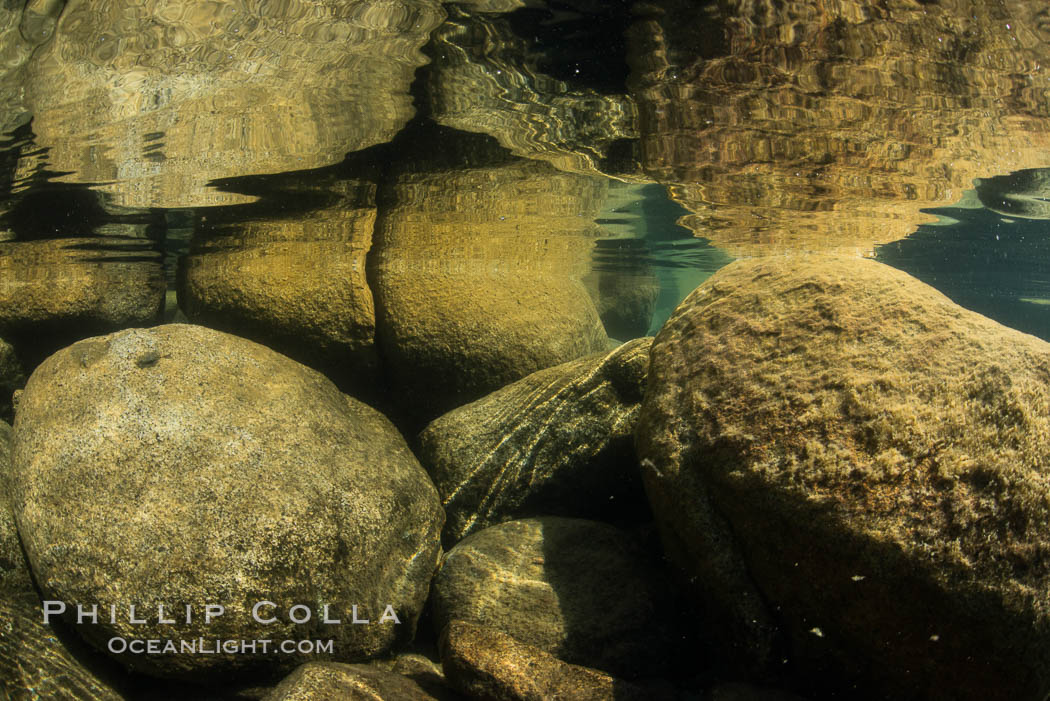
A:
[{"xmin": 107, "ymin": 638, "xmax": 335, "ymax": 655}]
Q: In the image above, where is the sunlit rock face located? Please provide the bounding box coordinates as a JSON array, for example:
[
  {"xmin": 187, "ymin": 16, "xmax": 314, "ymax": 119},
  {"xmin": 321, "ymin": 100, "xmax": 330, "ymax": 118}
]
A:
[
  {"xmin": 426, "ymin": 6, "xmax": 640, "ymax": 179},
  {"xmin": 16, "ymin": 0, "xmax": 445, "ymax": 208},
  {"xmin": 628, "ymin": 0, "xmax": 1050, "ymax": 256},
  {"xmin": 371, "ymin": 155, "xmax": 610, "ymax": 426},
  {"xmin": 178, "ymin": 178, "xmax": 379, "ymax": 398}
]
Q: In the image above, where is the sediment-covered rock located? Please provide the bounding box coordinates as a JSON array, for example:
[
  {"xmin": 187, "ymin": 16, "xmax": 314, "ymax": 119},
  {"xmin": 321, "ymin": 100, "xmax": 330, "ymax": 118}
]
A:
[
  {"xmin": 11, "ymin": 324, "xmax": 444, "ymax": 680},
  {"xmin": 439, "ymin": 620, "xmax": 668, "ymax": 701},
  {"xmin": 636, "ymin": 255, "xmax": 1050, "ymax": 699},
  {"xmin": 262, "ymin": 661, "xmax": 445, "ymax": 701},
  {"xmin": 430, "ymin": 518, "xmax": 677, "ymax": 679},
  {"xmin": 419, "ymin": 339, "xmax": 652, "ymax": 546}
]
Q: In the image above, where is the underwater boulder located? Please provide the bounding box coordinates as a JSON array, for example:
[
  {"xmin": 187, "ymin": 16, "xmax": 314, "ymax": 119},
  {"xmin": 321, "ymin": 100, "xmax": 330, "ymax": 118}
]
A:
[
  {"xmin": 430, "ymin": 517, "xmax": 678, "ymax": 679},
  {"xmin": 178, "ymin": 179, "xmax": 380, "ymax": 400},
  {"xmin": 11, "ymin": 324, "xmax": 444, "ymax": 680},
  {"xmin": 419, "ymin": 338, "xmax": 653, "ymax": 547},
  {"xmin": 636, "ymin": 255, "xmax": 1050, "ymax": 700},
  {"xmin": 262, "ymin": 661, "xmax": 443, "ymax": 701},
  {"xmin": 439, "ymin": 620, "xmax": 670, "ymax": 701}
]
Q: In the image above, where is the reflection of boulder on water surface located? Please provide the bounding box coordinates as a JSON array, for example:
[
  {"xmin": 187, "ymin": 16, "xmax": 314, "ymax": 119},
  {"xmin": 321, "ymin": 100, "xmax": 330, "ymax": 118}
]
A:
[
  {"xmin": 976, "ymin": 168, "xmax": 1050, "ymax": 219},
  {"xmin": 16, "ymin": 0, "xmax": 445, "ymax": 208},
  {"xmin": 0, "ymin": 236, "xmax": 165, "ymax": 366},
  {"xmin": 371, "ymin": 153, "xmax": 610, "ymax": 426},
  {"xmin": 627, "ymin": 0, "xmax": 1050, "ymax": 256},
  {"xmin": 426, "ymin": 5, "xmax": 640, "ymax": 179},
  {"xmin": 178, "ymin": 178, "xmax": 379, "ymax": 400}
]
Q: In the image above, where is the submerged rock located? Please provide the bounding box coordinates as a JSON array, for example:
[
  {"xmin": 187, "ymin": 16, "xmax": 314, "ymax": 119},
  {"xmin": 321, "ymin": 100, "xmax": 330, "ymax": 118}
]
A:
[
  {"xmin": 636, "ymin": 255, "xmax": 1050, "ymax": 699},
  {"xmin": 419, "ymin": 338, "xmax": 652, "ymax": 546},
  {"xmin": 440, "ymin": 620, "xmax": 669, "ymax": 701},
  {"xmin": 262, "ymin": 661, "xmax": 445, "ymax": 701},
  {"xmin": 0, "ymin": 592, "xmax": 126, "ymax": 701},
  {"xmin": 11, "ymin": 324, "xmax": 444, "ymax": 680},
  {"xmin": 430, "ymin": 517, "xmax": 678, "ymax": 679}
]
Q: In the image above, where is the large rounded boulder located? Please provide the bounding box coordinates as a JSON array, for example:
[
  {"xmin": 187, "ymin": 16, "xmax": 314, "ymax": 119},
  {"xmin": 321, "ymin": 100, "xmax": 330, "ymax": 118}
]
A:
[
  {"xmin": 636, "ymin": 255, "xmax": 1050, "ymax": 700},
  {"xmin": 11, "ymin": 324, "xmax": 444, "ymax": 680}
]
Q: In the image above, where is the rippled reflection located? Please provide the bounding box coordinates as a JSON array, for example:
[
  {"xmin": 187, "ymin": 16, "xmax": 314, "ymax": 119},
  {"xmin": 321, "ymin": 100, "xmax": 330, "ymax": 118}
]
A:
[
  {"xmin": 628, "ymin": 0, "xmax": 1050, "ymax": 255},
  {"xmin": 370, "ymin": 137, "xmax": 611, "ymax": 424},
  {"xmin": 14, "ymin": 0, "xmax": 445, "ymax": 208},
  {"xmin": 427, "ymin": 4, "xmax": 640, "ymax": 179},
  {"xmin": 178, "ymin": 174, "xmax": 379, "ymax": 397}
]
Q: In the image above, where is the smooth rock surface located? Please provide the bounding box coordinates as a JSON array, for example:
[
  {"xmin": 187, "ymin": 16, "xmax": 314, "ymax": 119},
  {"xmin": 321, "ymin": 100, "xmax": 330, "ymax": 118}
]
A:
[
  {"xmin": 439, "ymin": 620, "xmax": 667, "ymax": 701},
  {"xmin": 0, "ymin": 592, "xmax": 126, "ymax": 701},
  {"xmin": 262, "ymin": 661, "xmax": 445, "ymax": 701},
  {"xmin": 420, "ymin": 338, "xmax": 652, "ymax": 546},
  {"xmin": 636, "ymin": 255, "xmax": 1050, "ymax": 699},
  {"xmin": 431, "ymin": 517, "xmax": 676, "ymax": 678},
  {"xmin": 12, "ymin": 324, "xmax": 444, "ymax": 680}
]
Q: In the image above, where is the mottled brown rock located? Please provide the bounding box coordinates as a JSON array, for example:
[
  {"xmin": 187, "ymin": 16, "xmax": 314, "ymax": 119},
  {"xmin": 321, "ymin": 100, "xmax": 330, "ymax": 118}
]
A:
[
  {"xmin": 262, "ymin": 661, "xmax": 444, "ymax": 701},
  {"xmin": 636, "ymin": 255, "xmax": 1050, "ymax": 699},
  {"xmin": 178, "ymin": 179, "xmax": 379, "ymax": 396},
  {"xmin": 12, "ymin": 324, "xmax": 444, "ymax": 680},
  {"xmin": 372, "ymin": 160, "xmax": 610, "ymax": 425},
  {"xmin": 0, "ymin": 592, "xmax": 126, "ymax": 701},
  {"xmin": 439, "ymin": 620, "xmax": 668, "ymax": 701},
  {"xmin": 627, "ymin": 0, "xmax": 1050, "ymax": 255},
  {"xmin": 419, "ymin": 339, "xmax": 653, "ymax": 546},
  {"xmin": 431, "ymin": 518, "xmax": 676, "ymax": 678},
  {"xmin": 0, "ymin": 420, "xmax": 32, "ymax": 593}
]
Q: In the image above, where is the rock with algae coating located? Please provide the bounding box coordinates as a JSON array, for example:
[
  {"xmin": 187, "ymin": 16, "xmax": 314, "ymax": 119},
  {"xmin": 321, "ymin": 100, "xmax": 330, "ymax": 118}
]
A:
[
  {"xmin": 637, "ymin": 255, "xmax": 1050, "ymax": 700},
  {"xmin": 11, "ymin": 324, "xmax": 444, "ymax": 681}
]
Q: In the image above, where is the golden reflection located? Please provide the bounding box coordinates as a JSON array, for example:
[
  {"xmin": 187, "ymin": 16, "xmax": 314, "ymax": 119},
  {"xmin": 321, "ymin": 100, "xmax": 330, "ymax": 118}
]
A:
[
  {"xmin": 628, "ymin": 0, "xmax": 1050, "ymax": 256},
  {"xmin": 16, "ymin": 0, "xmax": 445, "ymax": 208},
  {"xmin": 0, "ymin": 237, "xmax": 165, "ymax": 333},
  {"xmin": 371, "ymin": 157, "xmax": 611, "ymax": 424},
  {"xmin": 178, "ymin": 179, "xmax": 378, "ymax": 395}
]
